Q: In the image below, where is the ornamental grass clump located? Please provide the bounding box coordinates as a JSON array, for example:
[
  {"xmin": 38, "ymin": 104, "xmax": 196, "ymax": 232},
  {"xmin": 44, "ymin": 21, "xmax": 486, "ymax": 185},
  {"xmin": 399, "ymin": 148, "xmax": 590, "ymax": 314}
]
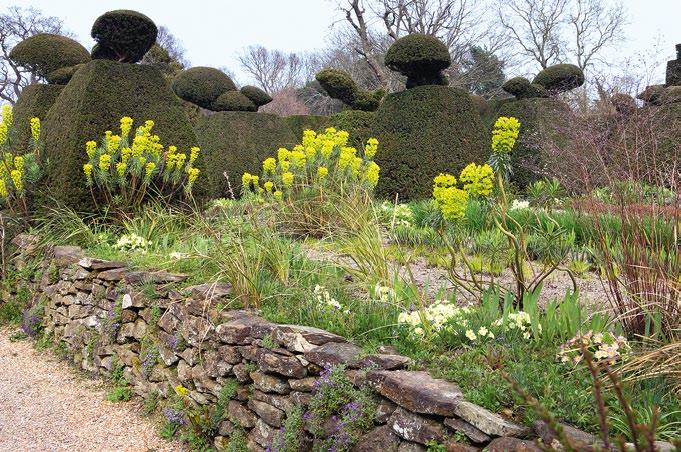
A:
[
  {"xmin": 83, "ymin": 116, "xmax": 200, "ymax": 216},
  {"xmin": 242, "ymin": 128, "xmax": 380, "ymax": 237},
  {"xmin": 0, "ymin": 106, "xmax": 43, "ymax": 218}
]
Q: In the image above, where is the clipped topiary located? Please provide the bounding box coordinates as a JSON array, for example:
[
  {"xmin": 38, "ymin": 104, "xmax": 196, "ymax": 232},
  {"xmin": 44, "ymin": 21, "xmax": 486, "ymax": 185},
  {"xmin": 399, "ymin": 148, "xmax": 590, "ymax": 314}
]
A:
[
  {"xmin": 352, "ymin": 90, "xmax": 384, "ymax": 112},
  {"xmin": 316, "ymin": 69, "xmax": 358, "ymax": 105},
  {"xmin": 240, "ymin": 85, "xmax": 272, "ymax": 107},
  {"xmin": 195, "ymin": 112, "xmax": 297, "ymax": 198},
  {"xmin": 494, "ymin": 97, "xmax": 570, "ymax": 189},
  {"xmin": 502, "ymin": 77, "xmax": 548, "ymax": 99},
  {"xmin": 665, "ymin": 44, "xmax": 681, "ymax": 86},
  {"xmin": 329, "ymin": 110, "xmax": 376, "ymax": 149},
  {"xmin": 611, "ymin": 93, "xmax": 637, "ymax": 114},
  {"xmin": 91, "ymin": 10, "xmax": 158, "ymax": 63},
  {"xmin": 42, "ymin": 59, "xmax": 197, "ymax": 209},
  {"xmin": 212, "ymin": 91, "xmax": 257, "ymax": 112},
  {"xmin": 532, "ymin": 64, "xmax": 585, "ymax": 93},
  {"xmin": 315, "ymin": 68, "xmax": 384, "ymax": 112},
  {"xmin": 172, "ymin": 66, "xmax": 236, "ymax": 110},
  {"xmin": 284, "ymin": 115, "xmax": 330, "ymax": 138},
  {"xmin": 384, "ymin": 34, "xmax": 451, "ymax": 88},
  {"xmin": 470, "ymin": 94, "xmax": 491, "ymax": 118},
  {"xmin": 374, "ymin": 85, "xmax": 487, "ymax": 200},
  {"xmin": 47, "ymin": 64, "xmax": 84, "ymax": 85},
  {"xmin": 90, "ymin": 43, "xmax": 118, "ymax": 60},
  {"xmin": 9, "ymin": 33, "xmax": 90, "ymax": 83},
  {"xmin": 10, "ymin": 84, "xmax": 64, "ymax": 152}
]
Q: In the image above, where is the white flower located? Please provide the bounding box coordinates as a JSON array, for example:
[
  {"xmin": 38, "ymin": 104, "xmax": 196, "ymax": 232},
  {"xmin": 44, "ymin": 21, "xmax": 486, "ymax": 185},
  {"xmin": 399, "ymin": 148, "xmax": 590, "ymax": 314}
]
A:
[
  {"xmin": 510, "ymin": 199, "xmax": 530, "ymax": 210},
  {"xmin": 478, "ymin": 326, "xmax": 489, "ymax": 337},
  {"xmin": 465, "ymin": 329, "xmax": 477, "ymax": 341}
]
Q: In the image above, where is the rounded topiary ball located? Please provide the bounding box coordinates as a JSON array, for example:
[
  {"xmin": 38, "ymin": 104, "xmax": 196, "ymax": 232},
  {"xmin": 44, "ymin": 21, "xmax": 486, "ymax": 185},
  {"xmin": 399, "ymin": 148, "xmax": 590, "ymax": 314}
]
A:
[
  {"xmin": 212, "ymin": 91, "xmax": 257, "ymax": 112},
  {"xmin": 315, "ymin": 69, "xmax": 358, "ymax": 105},
  {"xmin": 532, "ymin": 64, "xmax": 585, "ymax": 93},
  {"xmin": 384, "ymin": 34, "xmax": 451, "ymax": 88},
  {"xmin": 47, "ymin": 64, "xmax": 85, "ymax": 85},
  {"xmin": 9, "ymin": 33, "xmax": 90, "ymax": 81},
  {"xmin": 172, "ymin": 67, "xmax": 237, "ymax": 110},
  {"xmin": 502, "ymin": 77, "xmax": 547, "ymax": 99},
  {"xmin": 240, "ymin": 85, "xmax": 272, "ymax": 107},
  {"xmin": 91, "ymin": 9, "xmax": 158, "ymax": 63}
]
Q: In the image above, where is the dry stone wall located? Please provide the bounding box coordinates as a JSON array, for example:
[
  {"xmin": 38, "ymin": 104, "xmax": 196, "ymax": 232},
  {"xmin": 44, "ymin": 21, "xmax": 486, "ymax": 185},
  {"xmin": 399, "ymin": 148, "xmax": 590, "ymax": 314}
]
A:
[{"xmin": 7, "ymin": 236, "xmax": 579, "ymax": 452}]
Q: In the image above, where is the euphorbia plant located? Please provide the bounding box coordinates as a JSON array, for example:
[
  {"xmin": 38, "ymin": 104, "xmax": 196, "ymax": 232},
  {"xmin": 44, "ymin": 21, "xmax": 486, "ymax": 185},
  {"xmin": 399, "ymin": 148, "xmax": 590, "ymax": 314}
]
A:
[
  {"xmin": 433, "ymin": 116, "xmax": 576, "ymax": 306},
  {"xmin": 0, "ymin": 105, "xmax": 43, "ymax": 219},
  {"xmin": 83, "ymin": 116, "xmax": 201, "ymax": 217}
]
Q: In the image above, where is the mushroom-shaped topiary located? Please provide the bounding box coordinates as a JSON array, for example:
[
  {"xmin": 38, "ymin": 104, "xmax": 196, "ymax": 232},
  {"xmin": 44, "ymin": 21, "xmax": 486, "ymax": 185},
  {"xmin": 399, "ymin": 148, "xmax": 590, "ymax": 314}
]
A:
[
  {"xmin": 240, "ymin": 85, "xmax": 272, "ymax": 107},
  {"xmin": 384, "ymin": 34, "xmax": 451, "ymax": 88},
  {"xmin": 9, "ymin": 33, "xmax": 90, "ymax": 83},
  {"xmin": 315, "ymin": 68, "xmax": 384, "ymax": 111},
  {"xmin": 502, "ymin": 77, "xmax": 548, "ymax": 99},
  {"xmin": 316, "ymin": 69, "xmax": 358, "ymax": 105},
  {"xmin": 611, "ymin": 93, "xmax": 637, "ymax": 114},
  {"xmin": 47, "ymin": 64, "xmax": 85, "ymax": 85},
  {"xmin": 532, "ymin": 64, "xmax": 585, "ymax": 93},
  {"xmin": 91, "ymin": 10, "xmax": 158, "ymax": 63},
  {"xmin": 172, "ymin": 67, "xmax": 237, "ymax": 110},
  {"xmin": 212, "ymin": 91, "xmax": 257, "ymax": 112}
]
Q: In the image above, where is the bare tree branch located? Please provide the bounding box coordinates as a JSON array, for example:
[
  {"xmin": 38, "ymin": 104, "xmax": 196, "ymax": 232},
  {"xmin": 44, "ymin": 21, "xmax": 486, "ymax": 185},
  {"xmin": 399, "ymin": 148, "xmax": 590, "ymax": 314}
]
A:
[{"xmin": 0, "ymin": 5, "xmax": 68, "ymax": 104}]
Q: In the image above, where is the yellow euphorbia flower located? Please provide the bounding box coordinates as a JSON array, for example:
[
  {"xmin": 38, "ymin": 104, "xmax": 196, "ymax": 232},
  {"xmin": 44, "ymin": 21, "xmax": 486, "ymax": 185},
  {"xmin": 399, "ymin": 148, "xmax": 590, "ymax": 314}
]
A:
[
  {"xmin": 189, "ymin": 146, "xmax": 200, "ymax": 164},
  {"xmin": 364, "ymin": 161, "xmax": 380, "ymax": 187},
  {"xmin": 144, "ymin": 162, "xmax": 156, "ymax": 178},
  {"xmin": 13, "ymin": 156, "xmax": 24, "ymax": 172},
  {"xmin": 273, "ymin": 190, "xmax": 283, "ymax": 200},
  {"xmin": 120, "ymin": 116, "xmax": 133, "ymax": 137},
  {"xmin": 10, "ymin": 169, "xmax": 22, "ymax": 192},
  {"xmin": 364, "ymin": 137, "xmax": 378, "ymax": 159},
  {"xmin": 98, "ymin": 154, "xmax": 111, "ymax": 171},
  {"xmin": 264, "ymin": 181, "xmax": 274, "ymax": 192},
  {"xmin": 317, "ymin": 166, "xmax": 328, "ymax": 181},
  {"xmin": 1, "ymin": 105, "xmax": 13, "ymax": 129},
  {"xmin": 263, "ymin": 157, "xmax": 276, "ymax": 173},
  {"xmin": 459, "ymin": 163, "xmax": 494, "ymax": 197},
  {"xmin": 116, "ymin": 162, "xmax": 127, "ymax": 177},
  {"xmin": 277, "ymin": 147, "xmax": 290, "ymax": 162},
  {"xmin": 491, "ymin": 116, "xmax": 520, "ymax": 154},
  {"xmin": 187, "ymin": 167, "xmax": 200, "ymax": 185},
  {"xmin": 30, "ymin": 117, "xmax": 40, "ymax": 143},
  {"xmin": 86, "ymin": 141, "xmax": 97, "ymax": 158},
  {"xmin": 0, "ymin": 179, "xmax": 7, "ymax": 198},
  {"xmin": 281, "ymin": 171, "xmax": 294, "ymax": 188}
]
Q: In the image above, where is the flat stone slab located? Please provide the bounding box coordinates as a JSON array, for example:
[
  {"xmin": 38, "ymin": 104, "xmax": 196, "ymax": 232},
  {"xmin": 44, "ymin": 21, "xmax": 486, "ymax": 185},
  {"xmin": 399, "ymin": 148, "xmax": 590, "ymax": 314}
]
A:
[
  {"xmin": 444, "ymin": 417, "xmax": 491, "ymax": 444},
  {"xmin": 303, "ymin": 342, "xmax": 362, "ymax": 368},
  {"xmin": 271, "ymin": 324, "xmax": 346, "ymax": 352},
  {"xmin": 367, "ymin": 370, "xmax": 463, "ymax": 417},
  {"xmin": 215, "ymin": 314, "xmax": 275, "ymax": 345},
  {"xmin": 389, "ymin": 407, "xmax": 447, "ymax": 445},
  {"xmin": 453, "ymin": 400, "xmax": 528, "ymax": 437}
]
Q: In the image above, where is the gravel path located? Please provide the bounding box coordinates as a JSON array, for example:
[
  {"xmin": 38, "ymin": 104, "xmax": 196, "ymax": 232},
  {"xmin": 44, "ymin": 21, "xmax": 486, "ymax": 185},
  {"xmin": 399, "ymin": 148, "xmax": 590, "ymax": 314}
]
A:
[{"xmin": 0, "ymin": 327, "xmax": 184, "ymax": 452}]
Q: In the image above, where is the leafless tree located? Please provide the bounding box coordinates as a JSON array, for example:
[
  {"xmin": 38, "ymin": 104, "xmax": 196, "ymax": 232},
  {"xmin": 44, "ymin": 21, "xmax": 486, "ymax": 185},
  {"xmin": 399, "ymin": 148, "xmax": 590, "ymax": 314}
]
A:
[
  {"xmin": 155, "ymin": 25, "xmax": 189, "ymax": 68},
  {"xmin": 238, "ymin": 45, "xmax": 315, "ymax": 94},
  {"xmin": 568, "ymin": 0, "xmax": 625, "ymax": 70},
  {"xmin": 334, "ymin": 0, "xmax": 505, "ymax": 91},
  {"xmin": 497, "ymin": 0, "xmax": 568, "ymax": 70},
  {"xmin": 497, "ymin": 0, "xmax": 626, "ymax": 71},
  {"xmin": 0, "ymin": 6, "xmax": 68, "ymax": 104}
]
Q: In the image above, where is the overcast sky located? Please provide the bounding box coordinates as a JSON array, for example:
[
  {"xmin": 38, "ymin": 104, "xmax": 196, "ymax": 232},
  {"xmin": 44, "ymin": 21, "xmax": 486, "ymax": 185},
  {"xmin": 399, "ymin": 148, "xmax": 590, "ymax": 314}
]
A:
[{"xmin": 6, "ymin": 0, "xmax": 680, "ymax": 85}]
